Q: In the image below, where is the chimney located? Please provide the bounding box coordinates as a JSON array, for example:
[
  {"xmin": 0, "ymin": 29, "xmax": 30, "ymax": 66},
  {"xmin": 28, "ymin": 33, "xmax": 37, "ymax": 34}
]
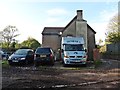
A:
[{"xmin": 77, "ymin": 10, "xmax": 83, "ymax": 20}]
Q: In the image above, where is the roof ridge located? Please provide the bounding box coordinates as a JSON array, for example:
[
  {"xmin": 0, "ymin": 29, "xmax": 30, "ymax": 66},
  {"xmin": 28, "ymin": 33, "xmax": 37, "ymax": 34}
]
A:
[{"xmin": 44, "ymin": 27, "xmax": 64, "ymax": 29}]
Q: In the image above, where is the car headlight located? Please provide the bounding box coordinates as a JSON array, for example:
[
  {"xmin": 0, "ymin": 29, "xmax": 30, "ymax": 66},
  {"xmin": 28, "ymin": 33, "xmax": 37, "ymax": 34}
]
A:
[
  {"xmin": 20, "ymin": 58, "xmax": 25, "ymax": 60},
  {"xmin": 8, "ymin": 56, "xmax": 11, "ymax": 60}
]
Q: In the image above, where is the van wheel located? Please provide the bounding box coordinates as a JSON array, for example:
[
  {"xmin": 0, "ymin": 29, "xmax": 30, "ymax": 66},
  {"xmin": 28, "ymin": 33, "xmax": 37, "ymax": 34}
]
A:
[
  {"xmin": 83, "ymin": 64, "xmax": 87, "ymax": 67},
  {"xmin": 63, "ymin": 62, "xmax": 67, "ymax": 67}
]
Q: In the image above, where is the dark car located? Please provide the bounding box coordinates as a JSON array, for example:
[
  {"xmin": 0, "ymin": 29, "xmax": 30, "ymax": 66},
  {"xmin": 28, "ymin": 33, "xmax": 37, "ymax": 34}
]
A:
[
  {"xmin": 34, "ymin": 47, "xmax": 55, "ymax": 66},
  {"xmin": 0, "ymin": 50, "xmax": 9, "ymax": 60},
  {"xmin": 8, "ymin": 49, "xmax": 34, "ymax": 65}
]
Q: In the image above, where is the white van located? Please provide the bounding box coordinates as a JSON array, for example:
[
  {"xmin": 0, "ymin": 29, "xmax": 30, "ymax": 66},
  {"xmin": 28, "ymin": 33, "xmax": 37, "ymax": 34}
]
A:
[{"xmin": 61, "ymin": 37, "xmax": 87, "ymax": 66}]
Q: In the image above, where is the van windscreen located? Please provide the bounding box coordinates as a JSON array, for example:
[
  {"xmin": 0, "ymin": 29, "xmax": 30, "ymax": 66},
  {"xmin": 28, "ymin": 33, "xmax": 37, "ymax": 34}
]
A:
[{"xmin": 64, "ymin": 44, "xmax": 84, "ymax": 51}]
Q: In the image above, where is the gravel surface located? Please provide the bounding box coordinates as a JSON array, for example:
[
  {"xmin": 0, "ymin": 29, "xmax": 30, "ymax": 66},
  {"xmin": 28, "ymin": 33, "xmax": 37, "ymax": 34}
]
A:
[{"xmin": 2, "ymin": 59, "xmax": 120, "ymax": 89}]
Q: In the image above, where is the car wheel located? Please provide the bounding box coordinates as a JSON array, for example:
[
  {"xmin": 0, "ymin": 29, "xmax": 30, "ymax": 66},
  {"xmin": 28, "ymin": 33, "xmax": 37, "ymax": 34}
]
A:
[
  {"xmin": 50, "ymin": 62, "xmax": 54, "ymax": 66},
  {"xmin": 8, "ymin": 62, "xmax": 13, "ymax": 66},
  {"xmin": 50, "ymin": 60, "xmax": 55, "ymax": 66},
  {"xmin": 25, "ymin": 60, "xmax": 29, "ymax": 65},
  {"xmin": 83, "ymin": 64, "xmax": 87, "ymax": 67},
  {"xmin": 34, "ymin": 61, "xmax": 39, "ymax": 67}
]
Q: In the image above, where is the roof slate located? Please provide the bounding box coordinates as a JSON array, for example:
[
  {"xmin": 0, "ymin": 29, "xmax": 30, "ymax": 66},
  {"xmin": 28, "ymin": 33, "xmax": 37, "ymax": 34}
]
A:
[{"xmin": 42, "ymin": 27, "xmax": 64, "ymax": 34}]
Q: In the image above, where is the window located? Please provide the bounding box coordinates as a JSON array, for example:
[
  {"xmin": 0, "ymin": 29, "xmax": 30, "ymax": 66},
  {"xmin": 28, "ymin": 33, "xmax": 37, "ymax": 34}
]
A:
[
  {"xmin": 15, "ymin": 49, "xmax": 28, "ymax": 55},
  {"xmin": 36, "ymin": 48, "xmax": 51, "ymax": 54},
  {"xmin": 64, "ymin": 44, "xmax": 84, "ymax": 51}
]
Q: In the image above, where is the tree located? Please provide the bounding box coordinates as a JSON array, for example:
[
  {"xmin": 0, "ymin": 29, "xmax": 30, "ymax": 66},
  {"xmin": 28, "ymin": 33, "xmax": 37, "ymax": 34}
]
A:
[
  {"xmin": 98, "ymin": 39, "xmax": 103, "ymax": 45},
  {"xmin": 0, "ymin": 25, "xmax": 19, "ymax": 48},
  {"xmin": 106, "ymin": 14, "xmax": 120, "ymax": 43},
  {"xmin": 21, "ymin": 37, "xmax": 41, "ymax": 50},
  {"xmin": 15, "ymin": 43, "xmax": 22, "ymax": 49}
]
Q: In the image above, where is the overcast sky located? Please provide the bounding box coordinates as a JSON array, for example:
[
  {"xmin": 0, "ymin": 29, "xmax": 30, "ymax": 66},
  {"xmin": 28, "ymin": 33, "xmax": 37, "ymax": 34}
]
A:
[{"xmin": 0, "ymin": 0, "xmax": 119, "ymax": 44}]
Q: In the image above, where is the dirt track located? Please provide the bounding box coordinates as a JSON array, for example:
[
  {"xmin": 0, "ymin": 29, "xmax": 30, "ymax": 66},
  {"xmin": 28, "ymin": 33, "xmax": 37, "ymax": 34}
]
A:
[{"xmin": 2, "ymin": 59, "xmax": 120, "ymax": 89}]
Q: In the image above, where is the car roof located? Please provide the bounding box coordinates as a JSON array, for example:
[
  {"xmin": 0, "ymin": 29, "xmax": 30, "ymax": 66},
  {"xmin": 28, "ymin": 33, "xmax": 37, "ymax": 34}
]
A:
[
  {"xmin": 17, "ymin": 49, "xmax": 33, "ymax": 51},
  {"xmin": 37, "ymin": 47, "xmax": 51, "ymax": 49}
]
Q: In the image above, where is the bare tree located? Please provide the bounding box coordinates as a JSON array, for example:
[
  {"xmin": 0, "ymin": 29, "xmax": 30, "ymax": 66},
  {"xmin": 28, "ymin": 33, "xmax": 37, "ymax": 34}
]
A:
[{"xmin": 0, "ymin": 25, "xmax": 19, "ymax": 48}]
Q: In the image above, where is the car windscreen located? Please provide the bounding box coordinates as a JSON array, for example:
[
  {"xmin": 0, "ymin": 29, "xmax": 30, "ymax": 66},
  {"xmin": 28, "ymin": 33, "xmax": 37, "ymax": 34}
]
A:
[
  {"xmin": 14, "ymin": 49, "xmax": 28, "ymax": 55},
  {"xmin": 64, "ymin": 44, "xmax": 84, "ymax": 51},
  {"xmin": 36, "ymin": 48, "xmax": 51, "ymax": 54}
]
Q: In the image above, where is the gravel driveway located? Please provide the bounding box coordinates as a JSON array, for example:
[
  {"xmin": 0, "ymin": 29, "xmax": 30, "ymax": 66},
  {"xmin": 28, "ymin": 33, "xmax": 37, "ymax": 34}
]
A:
[{"xmin": 2, "ymin": 59, "xmax": 120, "ymax": 89}]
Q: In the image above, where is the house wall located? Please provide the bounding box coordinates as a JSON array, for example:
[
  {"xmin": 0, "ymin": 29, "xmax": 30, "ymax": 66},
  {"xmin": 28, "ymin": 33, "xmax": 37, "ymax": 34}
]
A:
[
  {"xmin": 62, "ymin": 20, "xmax": 76, "ymax": 37},
  {"xmin": 76, "ymin": 20, "xmax": 87, "ymax": 49},
  {"xmin": 42, "ymin": 35, "xmax": 60, "ymax": 52},
  {"xmin": 62, "ymin": 20, "xmax": 95, "ymax": 60},
  {"xmin": 87, "ymin": 27, "xmax": 96, "ymax": 60}
]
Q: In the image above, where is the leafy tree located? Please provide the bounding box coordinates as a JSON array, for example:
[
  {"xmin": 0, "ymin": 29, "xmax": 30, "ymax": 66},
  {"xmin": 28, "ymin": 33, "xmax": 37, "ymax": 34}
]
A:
[
  {"xmin": 15, "ymin": 43, "xmax": 22, "ymax": 49},
  {"xmin": 10, "ymin": 42, "xmax": 16, "ymax": 48},
  {"xmin": 0, "ymin": 25, "xmax": 19, "ymax": 48},
  {"xmin": 106, "ymin": 14, "xmax": 120, "ymax": 43},
  {"xmin": 21, "ymin": 37, "xmax": 41, "ymax": 50},
  {"xmin": 107, "ymin": 31, "xmax": 120, "ymax": 43},
  {"xmin": 99, "ymin": 45, "xmax": 106, "ymax": 53}
]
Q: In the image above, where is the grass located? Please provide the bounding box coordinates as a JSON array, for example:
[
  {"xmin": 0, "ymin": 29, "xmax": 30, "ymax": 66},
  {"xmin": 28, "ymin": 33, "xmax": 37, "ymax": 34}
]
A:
[
  {"xmin": 1, "ymin": 60, "xmax": 9, "ymax": 67},
  {"xmin": 94, "ymin": 60, "xmax": 102, "ymax": 68},
  {"xmin": 60, "ymin": 67, "xmax": 81, "ymax": 70}
]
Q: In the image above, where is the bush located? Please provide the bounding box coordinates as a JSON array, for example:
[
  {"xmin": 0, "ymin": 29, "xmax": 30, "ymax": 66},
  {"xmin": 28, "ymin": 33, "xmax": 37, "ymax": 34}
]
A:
[
  {"xmin": 94, "ymin": 60, "xmax": 102, "ymax": 68},
  {"xmin": 2, "ymin": 60, "xmax": 9, "ymax": 67}
]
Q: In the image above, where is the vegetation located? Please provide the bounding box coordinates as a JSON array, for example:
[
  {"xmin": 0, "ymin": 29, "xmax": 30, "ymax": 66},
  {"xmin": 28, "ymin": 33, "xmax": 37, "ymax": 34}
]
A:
[
  {"xmin": 0, "ymin": 25, "xmax": 19, "ymax": 48},
  {"xmin": 94, "ymin": 60, "xmax": 102, "ymax": 68},
  {"xmin": 1, "ymin": 37, "xmax": 41, "ymax": 52},
  {"xmin": 21, "ymin": 37, "xmax": 41, "ymax": 50},
  {"xmin": 99, "ymin": 45, "xmax": 106, "ymax": 53},
  {"xmin": 0, "ymin": 25, "xmax": 41, "ymax": 53},
  {"xmin": 1, "ymin": 60, "xmax": 9, "ymax": 67},
  {"xmin": 106, "ymin": 14, "xmax": 120, "ymax": 43},
  {"xmin": 99, "ymin": 14, "xmax": 120, "ymax": 56}
]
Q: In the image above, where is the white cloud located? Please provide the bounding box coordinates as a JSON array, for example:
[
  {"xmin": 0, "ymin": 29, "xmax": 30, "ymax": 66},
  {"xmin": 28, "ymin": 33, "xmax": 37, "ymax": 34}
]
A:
[
  {"xmin": 0, "ymin": 2, "xmax": 118, "ymax": 45},
  {"xmin": 46, "ymin": 8, "xmax": 68, "ymax": 16},
  {"xmin": 16, "ymin": 23, "xmax": 43, "ymax": 43},
  {"xmin": 99, "ymin": 9, "xmax": 117, "ymax": 22},
  {"xmin": 88, "ymin": 8, "xmax": 117, "ymax": 45},
  {"xmin": 0, "ymin": 3, "xmax": 43, "ymax": 44},
  {"xmin": 45, "ymin": 17, "xmax": 60, "ymax": 24},
  {"xmin": 89, "ymin": 22, "xmax": 108, "ymax": 44}
]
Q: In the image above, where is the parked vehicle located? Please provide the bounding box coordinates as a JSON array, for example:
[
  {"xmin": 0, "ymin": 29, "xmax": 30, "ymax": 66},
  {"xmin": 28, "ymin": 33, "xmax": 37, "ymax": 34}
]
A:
[
  {"xmin": 61, "ymin": 37, "xmax": 87, "ymax": 66},
  {"xmin": 0, "ymin": 50, "xmax": 9, "ymax": 60},
  {"xmin": 34, "ymin": 47, "xmax": 55, "ymax": 66},
  {"xmin": 8, "ymin": 49, "xmax": 34, "ymax": 65}
]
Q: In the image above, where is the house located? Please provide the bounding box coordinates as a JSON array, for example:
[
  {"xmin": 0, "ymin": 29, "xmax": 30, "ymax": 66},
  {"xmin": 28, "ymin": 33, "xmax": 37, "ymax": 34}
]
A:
[{"xmin": 42, "ymin": 10, "xmax": 96, "ymax": 60}]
